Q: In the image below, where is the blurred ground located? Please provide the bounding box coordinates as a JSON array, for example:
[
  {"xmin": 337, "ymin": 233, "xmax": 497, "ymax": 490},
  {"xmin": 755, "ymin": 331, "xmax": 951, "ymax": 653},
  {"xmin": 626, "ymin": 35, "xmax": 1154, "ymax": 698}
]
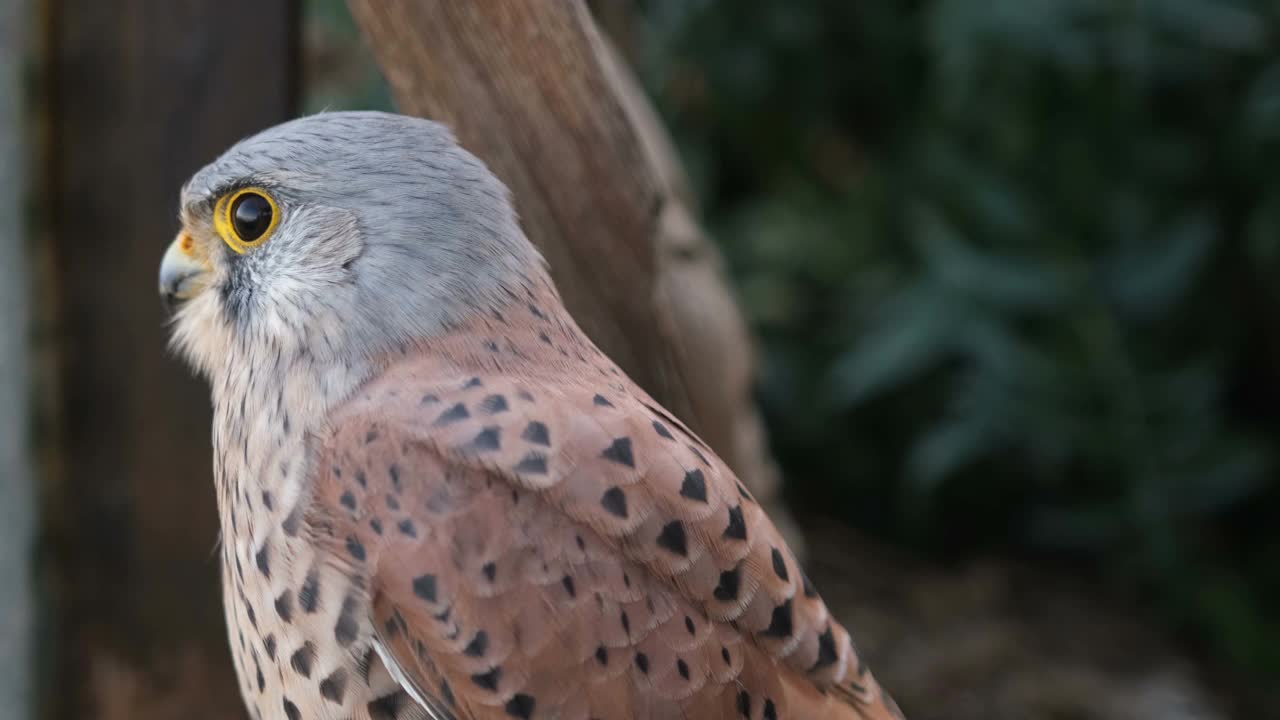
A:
[{"xmin": 805, "ymin": 516, "xmax": 1280, "ymax": 720}]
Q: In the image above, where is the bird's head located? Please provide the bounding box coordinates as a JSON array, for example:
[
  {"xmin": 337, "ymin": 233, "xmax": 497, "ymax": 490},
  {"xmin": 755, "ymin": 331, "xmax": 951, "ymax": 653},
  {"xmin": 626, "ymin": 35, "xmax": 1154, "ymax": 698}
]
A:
[{"xmin": 160, "ymin": 111, "xmax": 538, "ymax": 381}]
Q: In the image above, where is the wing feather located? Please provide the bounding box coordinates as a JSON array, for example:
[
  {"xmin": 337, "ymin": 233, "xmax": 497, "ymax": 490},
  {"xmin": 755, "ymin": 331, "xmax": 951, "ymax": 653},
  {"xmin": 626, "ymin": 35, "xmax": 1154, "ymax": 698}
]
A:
[{"xmin": 314, "ymin": 368, "xmax": 901, "ymax": 719}]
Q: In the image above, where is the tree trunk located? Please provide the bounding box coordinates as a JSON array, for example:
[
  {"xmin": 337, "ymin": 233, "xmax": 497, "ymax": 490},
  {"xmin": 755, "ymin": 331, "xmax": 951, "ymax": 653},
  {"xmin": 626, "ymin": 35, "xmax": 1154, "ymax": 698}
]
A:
[{"xmin": 346, "ymin": 0, "xmax": 798, "ymax": 546}]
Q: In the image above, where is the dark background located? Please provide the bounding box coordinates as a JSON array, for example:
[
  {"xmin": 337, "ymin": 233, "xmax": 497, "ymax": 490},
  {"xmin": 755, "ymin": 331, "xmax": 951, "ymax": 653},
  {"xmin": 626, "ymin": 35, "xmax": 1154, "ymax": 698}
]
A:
[
  {"xmin": 641, "ymin": 0, "xmax": 1280, "ymax": 685},
  {"xmin": 636, "ymin": 0, "xmax": 1280, "ymax": 680},
  {"xmin": 6, "ymin": 1, "xmax": 1278, "ymax": 718}
]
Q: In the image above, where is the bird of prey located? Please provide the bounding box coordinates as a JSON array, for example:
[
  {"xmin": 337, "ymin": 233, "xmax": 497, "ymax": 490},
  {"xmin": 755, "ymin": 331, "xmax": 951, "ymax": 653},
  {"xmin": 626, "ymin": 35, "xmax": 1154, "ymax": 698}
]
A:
[{"xmin": 159, "ymin": 111, "xmax": 903, "ymax": 720}]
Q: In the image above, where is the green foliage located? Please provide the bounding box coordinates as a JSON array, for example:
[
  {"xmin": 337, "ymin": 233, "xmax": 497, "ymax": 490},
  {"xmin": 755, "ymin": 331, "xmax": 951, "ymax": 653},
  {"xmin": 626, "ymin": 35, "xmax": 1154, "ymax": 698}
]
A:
[{"xmin": 638, "ymin": 0, "xmax": 1280, "ymax": 677}]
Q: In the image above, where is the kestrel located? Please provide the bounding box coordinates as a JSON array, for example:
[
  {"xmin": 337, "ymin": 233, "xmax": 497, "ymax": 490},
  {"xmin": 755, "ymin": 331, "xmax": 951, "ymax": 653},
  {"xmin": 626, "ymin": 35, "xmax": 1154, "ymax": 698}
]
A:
[{"xmin": 159, "ymin": 111, "xmax": 903, "ymax": 720}]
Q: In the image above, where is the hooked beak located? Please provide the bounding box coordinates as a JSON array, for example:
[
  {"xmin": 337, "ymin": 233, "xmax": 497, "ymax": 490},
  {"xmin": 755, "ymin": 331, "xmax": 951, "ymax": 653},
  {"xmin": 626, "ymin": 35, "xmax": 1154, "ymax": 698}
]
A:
[{"xmin": 159, "ymin": 232, "xmax": 210, "ymax": 316}]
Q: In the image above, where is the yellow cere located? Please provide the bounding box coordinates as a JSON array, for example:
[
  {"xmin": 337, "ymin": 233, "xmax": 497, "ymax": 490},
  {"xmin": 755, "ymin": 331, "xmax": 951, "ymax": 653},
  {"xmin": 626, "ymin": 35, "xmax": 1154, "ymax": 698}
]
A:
[
  {"xmin": 174, "ymin": 231, "xmax": 213, "ymax": 270},
  {"xmin": 214, "ymin": 187, "xmax": 281, "ymax": 254}
]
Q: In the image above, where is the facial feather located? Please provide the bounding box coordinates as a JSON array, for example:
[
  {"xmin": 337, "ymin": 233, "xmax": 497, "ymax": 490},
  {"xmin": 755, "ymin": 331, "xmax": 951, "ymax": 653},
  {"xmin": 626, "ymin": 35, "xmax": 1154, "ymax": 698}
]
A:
[{"xmin": 169, "ymin": 111, "xmax": 542, "ymax": 387}]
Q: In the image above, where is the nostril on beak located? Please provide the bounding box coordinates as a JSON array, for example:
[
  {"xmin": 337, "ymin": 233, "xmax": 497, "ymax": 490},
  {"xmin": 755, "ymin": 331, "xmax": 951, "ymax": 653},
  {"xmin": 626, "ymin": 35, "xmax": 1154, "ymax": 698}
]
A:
[
  {"xmin": 161, "ymin": 290, "xmax": 178, "ymax": 318},
  {"xmin": 159, "ymin": 271, "xmax": 199, "ymax": 319},
  {"xmin": 159, "ymin": 271, "xmax": 200, "ymax": 320},
  {"xmin": 159, "ymin": 232, "xmax": 208, "ymax": 318}
]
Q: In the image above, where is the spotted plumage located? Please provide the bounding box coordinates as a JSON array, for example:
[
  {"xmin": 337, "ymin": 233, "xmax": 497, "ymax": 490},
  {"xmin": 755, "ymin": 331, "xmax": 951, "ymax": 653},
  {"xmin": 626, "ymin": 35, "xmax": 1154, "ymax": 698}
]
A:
[{"xmin": 161, "ymin": 111, "xmax": 903, "ymax": 719}]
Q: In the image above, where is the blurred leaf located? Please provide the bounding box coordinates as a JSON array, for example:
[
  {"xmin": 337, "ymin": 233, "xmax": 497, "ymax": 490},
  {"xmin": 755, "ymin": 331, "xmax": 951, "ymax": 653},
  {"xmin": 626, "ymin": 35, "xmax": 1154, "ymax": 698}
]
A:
[
  {"xmin": 1166, "ymin": 443, "xmax": 1267, "ymax": 516},
  {"xmin": 929, "ymin": 0, "xmax": 1106, "ymax": 99},
  {"xmin": 1240, "ymin": 62, "xmax": 1280, "ymax": 147},
  {"xmin": 829, "ymin": 283, "xmax": 959, "ymax": 406},
  {"xmin": 907, "ymin": 408, "xmax": 999, "ymax": 496},
  {"xmin": 912, "ymin": 205, "xmax": 1069, "ymax": 312},
  {"xmin": 1144, "ymin": 0, "xmax": 1265, "ymax": 53},
  {"xmin": 1103, "ymin": 211, "xmax": 1214, "ymax": 320}
]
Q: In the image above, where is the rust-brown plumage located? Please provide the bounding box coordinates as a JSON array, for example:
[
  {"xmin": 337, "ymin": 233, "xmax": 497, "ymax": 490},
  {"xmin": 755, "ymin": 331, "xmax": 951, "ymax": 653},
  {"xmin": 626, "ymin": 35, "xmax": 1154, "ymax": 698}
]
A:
[
  {"xmin": 162, "ymin": 112, "xmax": 902, "ymax": 720},
  {"xmin": 310, "ymin": 279, "xmax": 902, "ymax": 720}
]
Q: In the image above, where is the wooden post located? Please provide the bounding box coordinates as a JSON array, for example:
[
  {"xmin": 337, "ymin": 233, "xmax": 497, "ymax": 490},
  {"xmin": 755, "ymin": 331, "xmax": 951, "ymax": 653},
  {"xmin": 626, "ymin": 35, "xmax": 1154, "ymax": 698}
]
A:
[
  {"xmin": 346, "ymin": 0, "xmax": 798, "ymax": 545},
  {"xmin": 43, "ymin": 2, "xmax": 297, "ymax": 717}
]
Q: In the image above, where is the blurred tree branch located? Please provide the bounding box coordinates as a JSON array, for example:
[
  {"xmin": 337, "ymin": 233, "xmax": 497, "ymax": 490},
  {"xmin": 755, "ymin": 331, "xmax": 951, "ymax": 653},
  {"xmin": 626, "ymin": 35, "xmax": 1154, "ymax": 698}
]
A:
[{"xmin": 346, "ymin": 0, "xmax": 798, "ymax": 545}]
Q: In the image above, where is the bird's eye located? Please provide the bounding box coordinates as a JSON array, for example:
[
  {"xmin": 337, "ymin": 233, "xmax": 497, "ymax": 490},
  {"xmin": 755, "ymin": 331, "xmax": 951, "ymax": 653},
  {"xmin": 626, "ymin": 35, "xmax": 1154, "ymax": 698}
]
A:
[
  {"xmin": 232, "ymin": 193, "xmax": 272, "ymax": 242},
  {"xmin": 216, "ymin": 187, "xmax": 280, "ymax": 253}
]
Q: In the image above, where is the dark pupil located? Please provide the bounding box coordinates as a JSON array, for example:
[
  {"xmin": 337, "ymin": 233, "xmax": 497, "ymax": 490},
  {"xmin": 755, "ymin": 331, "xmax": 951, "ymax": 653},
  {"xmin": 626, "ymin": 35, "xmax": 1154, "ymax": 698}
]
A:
[{"xmin": 231, "ymin": 193, "xmax": 272, "ymax": 242}]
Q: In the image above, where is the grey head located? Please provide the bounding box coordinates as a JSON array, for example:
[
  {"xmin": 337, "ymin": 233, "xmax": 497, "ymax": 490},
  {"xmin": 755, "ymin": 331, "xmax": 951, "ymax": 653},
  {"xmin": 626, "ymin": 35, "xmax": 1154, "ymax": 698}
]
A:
[{"xmin": 159, "ymin": 111, "xmax": 540, "ymax": 381}]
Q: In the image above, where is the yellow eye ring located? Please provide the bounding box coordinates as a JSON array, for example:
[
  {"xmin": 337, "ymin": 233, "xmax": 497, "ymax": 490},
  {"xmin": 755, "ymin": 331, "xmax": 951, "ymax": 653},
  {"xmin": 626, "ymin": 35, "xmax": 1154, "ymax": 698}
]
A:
[{"xmin": 214, "ymin": 187, "xmax": 280, "ymax": 254}]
